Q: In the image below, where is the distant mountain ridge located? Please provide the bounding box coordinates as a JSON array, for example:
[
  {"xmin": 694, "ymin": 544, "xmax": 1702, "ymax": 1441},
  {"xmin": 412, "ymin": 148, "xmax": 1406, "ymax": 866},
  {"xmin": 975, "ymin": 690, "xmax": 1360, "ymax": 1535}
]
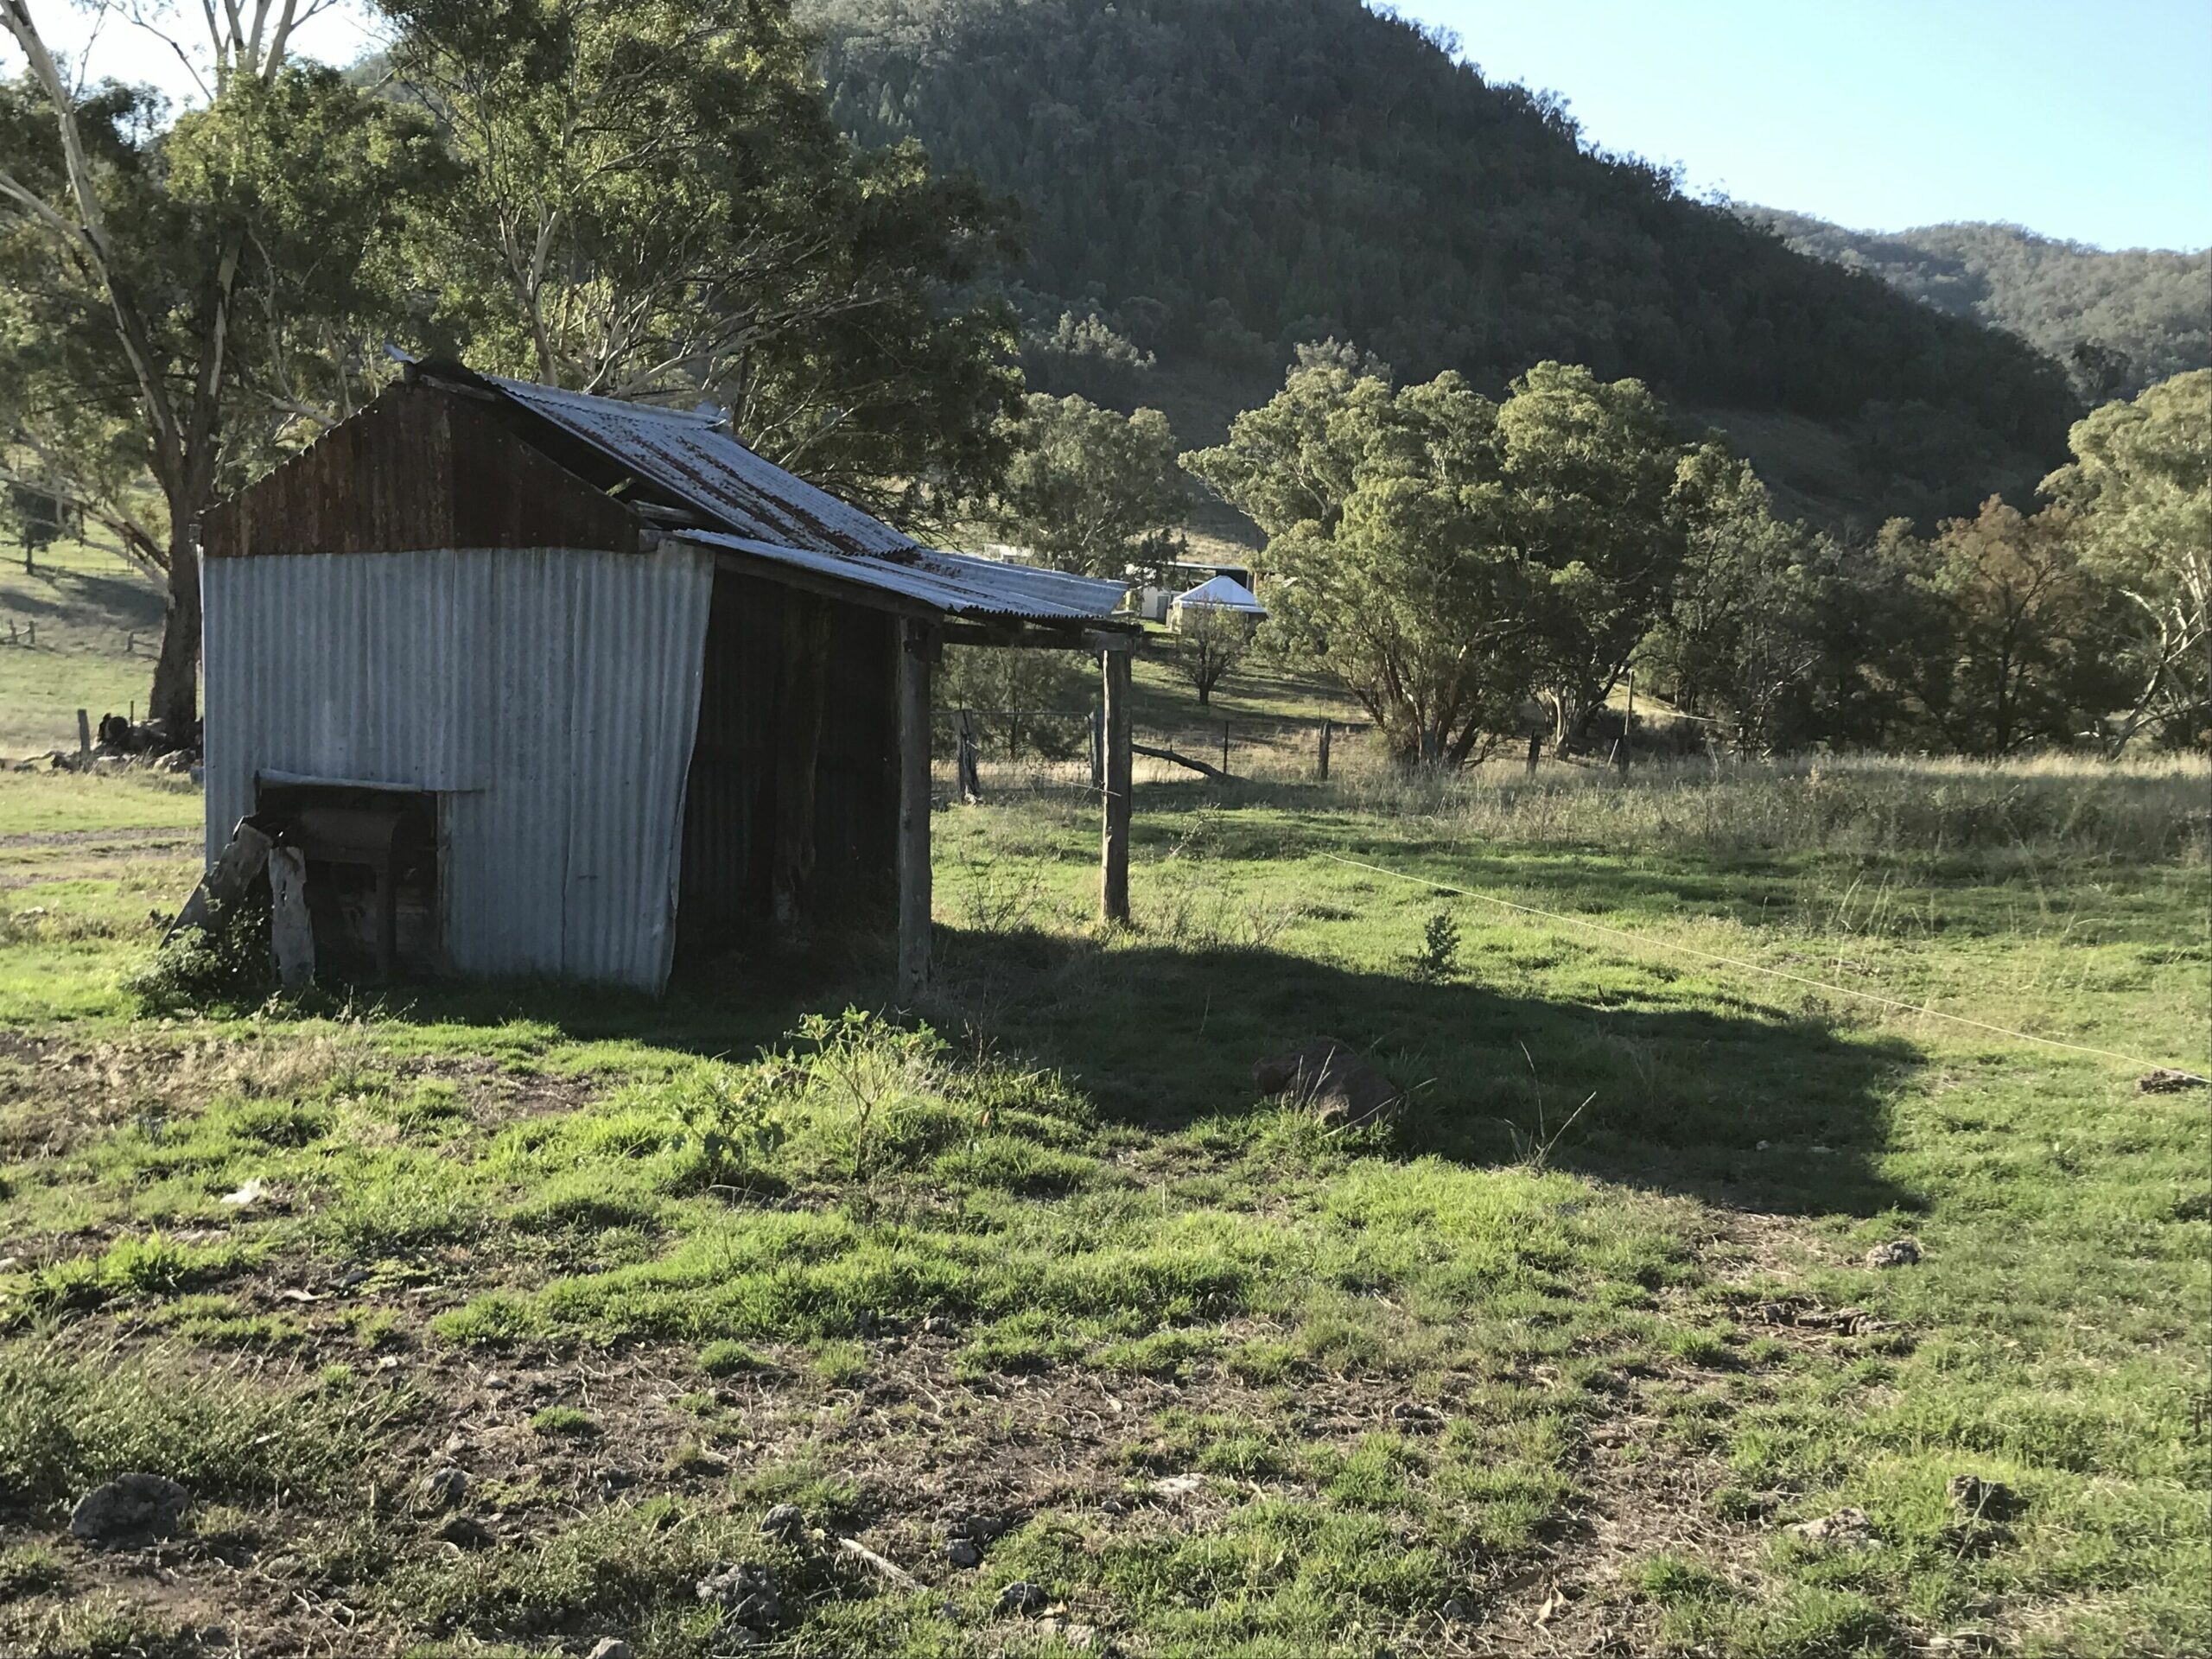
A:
[
  {"xmin": 799, "ymin": 0, "xmax": 2086, "ymax": 528},
  {"xmin": 1744, "ymin": 210, "xmax": 2211, "ymax": 399}
]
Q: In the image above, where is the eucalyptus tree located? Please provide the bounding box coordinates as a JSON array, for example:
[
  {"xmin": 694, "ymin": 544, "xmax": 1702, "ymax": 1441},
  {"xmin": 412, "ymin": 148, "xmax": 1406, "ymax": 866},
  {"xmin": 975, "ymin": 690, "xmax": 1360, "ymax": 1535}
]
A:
[
  {"xmin": 383, "ymin": 0, "xmax": 1023, "ymax": 526},
  {"xmin": 0, "ymin": 2, "xmax": 448, "ymax": 732},
  {"xmin": 1190, "ymin": 354, "xmax": 1700, "ymax": 766},
  {"xmin": 2042, "ymin": 370, "xmax": 2211, "ymax": 751},
  {"xmin": 990, "ymin": 393, "xmax": 1186, "ymax": 579}
]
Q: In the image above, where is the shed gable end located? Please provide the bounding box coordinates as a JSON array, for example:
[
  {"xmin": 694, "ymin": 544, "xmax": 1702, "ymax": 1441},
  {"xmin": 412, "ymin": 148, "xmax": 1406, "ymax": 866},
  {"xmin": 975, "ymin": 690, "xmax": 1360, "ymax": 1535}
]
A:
[{"xmin": 204, "ymin": 381, "xmax": 641, "ymax": 560}]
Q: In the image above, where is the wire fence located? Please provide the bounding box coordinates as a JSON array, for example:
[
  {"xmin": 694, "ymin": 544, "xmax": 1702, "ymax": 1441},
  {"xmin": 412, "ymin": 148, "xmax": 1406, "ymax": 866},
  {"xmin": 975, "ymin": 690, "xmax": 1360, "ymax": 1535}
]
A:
[{"xmin": 929, "ymin": 707, "xmax": 1382, "ymax": 796}]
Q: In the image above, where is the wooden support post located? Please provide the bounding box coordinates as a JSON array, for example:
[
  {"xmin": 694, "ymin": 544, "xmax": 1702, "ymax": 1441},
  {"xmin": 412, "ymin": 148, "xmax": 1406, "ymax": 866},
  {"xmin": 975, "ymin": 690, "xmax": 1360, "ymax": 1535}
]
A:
[
  {"xmin": 896, "ymin": 619, "xmax": 935, "ymax": 1001},
  {"xmin": 772, "ymin": 597, "xmax": 832, "ymax": 929},
  {"xmin": 1101, "ymin": 649, "xmax": 1133, "ymax": 925},
  {"xmin": 1317, "ymin": 718, "xmax": 1333, "ymax": 782},
  {"xmin": 75, "ymin": 708, "xmax": 90, "ymax": 757},
  {"xmin": 268, "ymin": 847, "xmax": 316, "ymax": 992},
  {"xmin": 1222, "ymin": 721, "xmax": 1231, "ymax": 779},
  {"xmin": 1090, "ymin": 702, "xmax": 1105, "ymax": 792}
]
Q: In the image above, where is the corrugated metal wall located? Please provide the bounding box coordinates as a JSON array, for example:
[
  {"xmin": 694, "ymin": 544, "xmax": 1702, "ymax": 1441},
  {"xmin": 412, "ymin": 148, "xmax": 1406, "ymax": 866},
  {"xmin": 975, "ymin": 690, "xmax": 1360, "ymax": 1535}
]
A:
[{"xmin": 204, "ymin": 546, "xmax": 715, "ymax": 991}]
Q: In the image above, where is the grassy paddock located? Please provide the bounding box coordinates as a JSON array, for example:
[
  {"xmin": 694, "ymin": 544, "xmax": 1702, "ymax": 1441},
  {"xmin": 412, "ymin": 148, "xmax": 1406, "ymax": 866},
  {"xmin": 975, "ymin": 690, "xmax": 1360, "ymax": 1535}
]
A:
[
  {"xmin": 0, "ymin": 541, "xmax": 165, "ymax": 759},
  {"xmin": 0, "ymin": 756, "xmax": 2203, "ymax": 1657}
]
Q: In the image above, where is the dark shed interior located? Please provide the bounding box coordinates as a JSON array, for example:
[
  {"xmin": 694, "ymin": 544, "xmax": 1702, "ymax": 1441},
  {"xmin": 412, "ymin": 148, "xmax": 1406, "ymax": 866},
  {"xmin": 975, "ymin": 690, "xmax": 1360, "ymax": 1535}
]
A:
[{"xmin": 678, "ymin": 571, "xmax": 899, "ymax": 957}]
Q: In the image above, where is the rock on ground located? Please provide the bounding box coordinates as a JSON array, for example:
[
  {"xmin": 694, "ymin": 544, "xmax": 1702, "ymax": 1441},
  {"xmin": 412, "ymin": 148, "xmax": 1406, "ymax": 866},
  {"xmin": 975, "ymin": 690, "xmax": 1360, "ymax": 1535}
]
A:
[
  {"xmin": 2138, "ymin": 1068, "xmax": 2208, "ymax": 1094},
  {"xmin": 69, "ymin": 1473, "xmax": 190, "ymax": 1541},
  {"xmin": 1251, "ymin": 1038, "xmax": 1402, "ymax": 1128}
]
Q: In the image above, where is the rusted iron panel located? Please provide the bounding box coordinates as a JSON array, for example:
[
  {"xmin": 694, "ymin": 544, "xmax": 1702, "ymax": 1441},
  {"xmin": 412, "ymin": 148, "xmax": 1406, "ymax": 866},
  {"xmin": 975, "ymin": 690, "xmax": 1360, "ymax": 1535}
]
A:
[
  {"xmin": 685, "ymin": 531, "xmax": 1131, "ymax": 625},
  {"xmin": 204, "ymin": 382, "xmax": 640, "ymax": 560},
  {"xmin": 202, "ymin": 545, "xmax": 713, "ymax": 991}
]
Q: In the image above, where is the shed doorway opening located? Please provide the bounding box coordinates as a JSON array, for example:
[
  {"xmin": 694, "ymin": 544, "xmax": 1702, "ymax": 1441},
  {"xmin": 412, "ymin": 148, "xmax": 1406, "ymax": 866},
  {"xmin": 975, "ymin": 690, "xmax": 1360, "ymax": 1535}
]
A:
[{"xmin": 252, "ymin": 779, "xmax": 442, "ymax": 980}]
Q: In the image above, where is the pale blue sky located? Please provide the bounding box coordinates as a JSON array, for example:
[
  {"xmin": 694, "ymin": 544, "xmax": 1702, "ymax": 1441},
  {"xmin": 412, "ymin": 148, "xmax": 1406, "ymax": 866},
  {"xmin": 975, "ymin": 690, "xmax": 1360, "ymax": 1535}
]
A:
[{"xmin": 1406, "ymin": 0, "xmax": 2212, "ymax": 251}]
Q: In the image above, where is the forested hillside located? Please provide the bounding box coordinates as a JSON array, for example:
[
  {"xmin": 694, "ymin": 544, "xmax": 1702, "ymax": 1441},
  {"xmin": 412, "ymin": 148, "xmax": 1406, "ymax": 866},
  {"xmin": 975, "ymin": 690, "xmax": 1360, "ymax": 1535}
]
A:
[
  {"xmin": 1749, "ymin": 210, "xmax": 2212, "ymax": 400},
  {"xmin": 799, "ymin": 0, "xmax": 2083, "ymax": 525}
]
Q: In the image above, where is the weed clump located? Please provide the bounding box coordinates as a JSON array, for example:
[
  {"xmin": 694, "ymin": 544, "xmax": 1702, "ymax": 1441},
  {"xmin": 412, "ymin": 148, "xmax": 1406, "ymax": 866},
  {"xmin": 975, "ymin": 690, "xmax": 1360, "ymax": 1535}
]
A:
[
  {"xmin": 698, "ymin": 1340, "xmax": 768, "ymax": 1378},
  {"xmin": 528, "ymin": 1406, "xmax": 597, "ymax": 1438},
  {"xmin": 124, "ymin": 898, "xmax": 273, "ymax": 1017}
]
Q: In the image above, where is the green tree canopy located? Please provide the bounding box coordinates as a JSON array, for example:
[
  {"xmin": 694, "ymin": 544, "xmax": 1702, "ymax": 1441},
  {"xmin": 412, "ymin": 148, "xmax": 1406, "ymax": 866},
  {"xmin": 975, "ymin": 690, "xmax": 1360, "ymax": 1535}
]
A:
[
  {"xmin": 990, "ymin": 393, "xmax": 1187, "ymax": 579},
  {"xmin": 2040, "ymin": 371, "xmax": 2212, "ymax": 749},
  {"xmin": 385, "ymin": 0, "xmax": 1023, "ymax": 526},
  {"xmin": 1189, "ymin": 356, "xmax": 1700, "ymax": 764},
  {"xmin": 0, "ymin": 9, "xmax": 449, "ymax": 728}
]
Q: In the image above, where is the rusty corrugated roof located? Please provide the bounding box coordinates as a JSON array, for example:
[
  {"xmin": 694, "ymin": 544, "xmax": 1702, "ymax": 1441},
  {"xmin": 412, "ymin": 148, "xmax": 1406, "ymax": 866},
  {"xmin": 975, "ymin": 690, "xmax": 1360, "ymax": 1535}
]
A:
[
  {"xmin": 426, "ymin": 365, "xmax": 1133, "ymax": 626},
  {"xmin": 483, "ymin": 374, "xmax": 920, "ymax": 559},
  {"xmin": 689, "ymin": 532, "xmax": 1132, "ymax": 626}
]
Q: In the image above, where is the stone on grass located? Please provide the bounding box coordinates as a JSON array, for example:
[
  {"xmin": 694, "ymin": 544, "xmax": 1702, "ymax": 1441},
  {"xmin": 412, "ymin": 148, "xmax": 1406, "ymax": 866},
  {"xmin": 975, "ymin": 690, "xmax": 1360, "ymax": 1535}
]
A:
[
  {"xmin": 1786, "ymin": 1506, "xmax": 1876, "ymax": 1548},
  {"xmin": 586, "ymin": 1642, "xmax": 632, "ymax": 1659},
  {"xmin": 695, "ymin": 1562, "xmax": 783, "ymax": 1629},
  {"xmin": 1251, "ymin": 1038, "xmax": 1402, "ymax": 1128},
  {"xmin": 438, "ymin": 1514, "xmax": 496, "ymax": 1550},
  {"xmin": 944, "ymin": 1538, "xmax": 982, "ymax": 1568},
  {"xmin": 1864, "ymin": 1238, "xmax": 1922, "ymax": 1269},
  {"xmin": 996, "ymin": 1580, "xmax": 1049, "ymax": 1616},
  {"xmin": 70, "ymin": 1472, "xmax": 190, "ymax": 1541},
  {"xmin": 1946, "ymin": 1474, "xmax": 2015, "ymax": 1520},
  {"xmin": 760, "ymin": 1503, "xmax": 805, "ymax": 1542},
  {"xmin": 421, "ymin": 1466, "xmax": 468, "ymax": 1511},
  {"xmin": 2138, "ymin": 1068, "xmax": 2207, "ymax": 1094}
]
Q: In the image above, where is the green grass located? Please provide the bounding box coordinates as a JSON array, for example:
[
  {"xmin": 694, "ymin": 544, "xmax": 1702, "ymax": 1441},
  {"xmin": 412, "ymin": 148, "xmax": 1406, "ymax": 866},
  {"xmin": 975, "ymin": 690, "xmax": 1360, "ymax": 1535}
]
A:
[
  {"xmin": 0, "ymin": 540, "xmax": 165, "ymax": 758},
  {"xmin": 0, "ymin": 756, "xmax": 2202, "ymax": 1656}
]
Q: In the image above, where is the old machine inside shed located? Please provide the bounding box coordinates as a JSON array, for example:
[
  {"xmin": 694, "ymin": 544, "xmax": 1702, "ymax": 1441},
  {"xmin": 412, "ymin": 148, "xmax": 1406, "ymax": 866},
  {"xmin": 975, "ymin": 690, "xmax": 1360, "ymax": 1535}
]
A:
[{"xmin": 196, "ymin": 359, "xmax": 1141, "ymax": 995}]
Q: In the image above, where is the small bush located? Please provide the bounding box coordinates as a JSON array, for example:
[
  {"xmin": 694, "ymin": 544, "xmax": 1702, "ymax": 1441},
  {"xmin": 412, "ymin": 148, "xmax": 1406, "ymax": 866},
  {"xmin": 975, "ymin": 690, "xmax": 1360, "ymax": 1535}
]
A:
[
  {"xmin": 124, "ymin": 899, "xmax": 274, "ymax": 1016},
  {"xmin": 1408, "ymin": 907, "xmax": 1461, "ymax": 983}
]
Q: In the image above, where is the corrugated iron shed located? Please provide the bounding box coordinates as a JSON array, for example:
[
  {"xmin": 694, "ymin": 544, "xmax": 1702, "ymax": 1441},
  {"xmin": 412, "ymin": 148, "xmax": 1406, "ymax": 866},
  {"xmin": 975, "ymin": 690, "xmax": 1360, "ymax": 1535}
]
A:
[{"xmin": 204, "ymin": 545, "xmax": 715, "ymax": 989}]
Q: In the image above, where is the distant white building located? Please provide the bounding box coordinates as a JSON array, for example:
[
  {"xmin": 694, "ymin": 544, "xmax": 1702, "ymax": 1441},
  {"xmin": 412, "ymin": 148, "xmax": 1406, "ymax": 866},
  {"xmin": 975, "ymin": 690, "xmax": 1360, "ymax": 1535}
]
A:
[
  {"xmin": 1135, "ymin": 557, "xmax": 1254, "ymax": 623},
  {"xmin": 1170, "ymin": 573, "xmax": 1267, "ymax": 631}
]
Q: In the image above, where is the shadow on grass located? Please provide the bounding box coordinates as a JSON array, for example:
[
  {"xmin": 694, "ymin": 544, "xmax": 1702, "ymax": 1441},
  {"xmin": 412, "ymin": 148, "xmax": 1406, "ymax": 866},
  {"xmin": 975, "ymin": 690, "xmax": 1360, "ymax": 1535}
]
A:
[
  {"xmin": 336, "ymin": 899, "xmax": 1917, "ymax": 1222},
  {"xmin": 3, "ymin": 564, "xmax": 166, "ymax": 632},
  {"xmin": 925, "ymin": 925, "xmax": 1922, "ymax": 1222}
]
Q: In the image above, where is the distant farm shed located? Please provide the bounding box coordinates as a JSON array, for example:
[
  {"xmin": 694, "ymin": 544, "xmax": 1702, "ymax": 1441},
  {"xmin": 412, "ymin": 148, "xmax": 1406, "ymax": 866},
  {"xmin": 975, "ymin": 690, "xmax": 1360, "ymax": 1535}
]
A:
[
  {"xmin": 1169, "ymin": 574, "xmax": 1267, "ymax": 627},
  {"xmin": 201, "ymin": 360, "xmax": 1139, "ymax": 994}
]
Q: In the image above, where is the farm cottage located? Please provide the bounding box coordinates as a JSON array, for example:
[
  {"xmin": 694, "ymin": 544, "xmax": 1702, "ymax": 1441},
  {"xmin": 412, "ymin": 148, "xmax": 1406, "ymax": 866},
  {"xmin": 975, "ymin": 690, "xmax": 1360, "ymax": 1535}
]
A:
[{"xmin": 200, "ymin": 360, "xmax": 1139, "ymax": 995}]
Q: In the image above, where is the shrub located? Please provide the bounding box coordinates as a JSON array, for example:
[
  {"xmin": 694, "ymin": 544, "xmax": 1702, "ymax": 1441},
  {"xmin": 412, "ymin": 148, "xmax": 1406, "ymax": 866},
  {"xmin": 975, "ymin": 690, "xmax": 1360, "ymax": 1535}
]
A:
[{"xmin": 124, "ymin": 899, "xmax": 274, "ymax": 1016}]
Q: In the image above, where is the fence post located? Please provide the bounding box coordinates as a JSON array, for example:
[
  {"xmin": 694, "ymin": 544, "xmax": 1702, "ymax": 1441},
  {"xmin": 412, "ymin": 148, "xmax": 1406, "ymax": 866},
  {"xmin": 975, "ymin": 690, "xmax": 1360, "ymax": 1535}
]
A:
[
  {"xmin": 1090, "ymin": 702, "xmax": 1105, "ymax": 792},
  {"xmin": 956, "ymin": 709, "xmax": 982, "ymax": 805},
  {"xmin": 1101, "ymin": 651, "xmax": 1133, "ymax": 925},
  {"xmin": 1317, "ymin": 719, "xmax": 1332, "ymax": 782},
  {"xmin": 1221, "ymin": 721, "xmax": 1231, "ymax": 779},
  {"xmin": 1618, "ymin": 669, "xmax": 1635, "ymax": 777}
]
